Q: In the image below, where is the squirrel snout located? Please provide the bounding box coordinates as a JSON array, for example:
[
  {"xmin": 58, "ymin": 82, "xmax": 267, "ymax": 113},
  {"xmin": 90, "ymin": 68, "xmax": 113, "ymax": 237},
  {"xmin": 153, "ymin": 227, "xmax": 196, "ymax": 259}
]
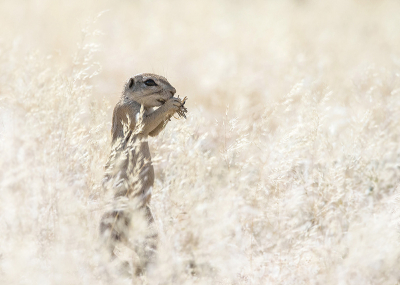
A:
[{"xmin": 170, "ymin": 88, "xmax": 176, "ymax": 97}]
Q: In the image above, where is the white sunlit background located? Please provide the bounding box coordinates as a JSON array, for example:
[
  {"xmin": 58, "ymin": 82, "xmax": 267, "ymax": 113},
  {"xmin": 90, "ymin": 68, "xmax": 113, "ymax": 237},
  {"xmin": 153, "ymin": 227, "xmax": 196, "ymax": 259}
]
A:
[{"xmin": 0, "ymin": 0, "xmax": 400, "ymax": 284}]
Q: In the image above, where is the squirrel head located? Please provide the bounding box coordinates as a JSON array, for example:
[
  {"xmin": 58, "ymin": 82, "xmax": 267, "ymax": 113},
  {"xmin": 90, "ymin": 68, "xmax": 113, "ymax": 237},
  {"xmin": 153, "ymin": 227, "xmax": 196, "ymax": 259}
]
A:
[{"xmin": 123, "ymin": 73, "xmax": 176, "ymax": 108}]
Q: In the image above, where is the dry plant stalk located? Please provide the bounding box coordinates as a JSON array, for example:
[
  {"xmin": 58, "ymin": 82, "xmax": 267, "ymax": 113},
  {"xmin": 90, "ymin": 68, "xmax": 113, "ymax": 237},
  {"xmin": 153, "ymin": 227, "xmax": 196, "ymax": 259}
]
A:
[{"xmin": 174, "ymin": 95, "xmax": 188, "ymax": 119}]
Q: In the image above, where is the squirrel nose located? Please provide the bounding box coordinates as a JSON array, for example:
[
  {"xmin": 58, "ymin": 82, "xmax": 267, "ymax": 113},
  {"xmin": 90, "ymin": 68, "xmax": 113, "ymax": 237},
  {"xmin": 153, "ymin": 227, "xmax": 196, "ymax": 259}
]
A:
[{"xmin": 170, "ymin": 88, "xmax": 176, "ymax": 96}]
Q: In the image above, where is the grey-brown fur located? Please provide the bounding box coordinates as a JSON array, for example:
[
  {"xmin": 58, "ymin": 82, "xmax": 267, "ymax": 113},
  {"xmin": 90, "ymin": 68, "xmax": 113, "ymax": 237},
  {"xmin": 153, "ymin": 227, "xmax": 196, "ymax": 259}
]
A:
[{"xmin": 100, "ymin": 73, "xmax": 181, "ymax": 275}]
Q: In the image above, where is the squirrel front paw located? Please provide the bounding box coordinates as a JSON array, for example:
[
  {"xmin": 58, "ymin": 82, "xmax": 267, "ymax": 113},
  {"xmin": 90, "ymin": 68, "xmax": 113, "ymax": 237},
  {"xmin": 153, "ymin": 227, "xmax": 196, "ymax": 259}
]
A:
[{"xmin": 164, "ymin": 97, "xmax": 182, "ymax": 115}]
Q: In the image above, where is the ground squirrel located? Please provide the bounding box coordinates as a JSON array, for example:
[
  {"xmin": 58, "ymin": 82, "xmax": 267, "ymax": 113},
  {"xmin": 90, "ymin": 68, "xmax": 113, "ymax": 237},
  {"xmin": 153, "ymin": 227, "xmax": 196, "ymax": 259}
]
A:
[{"xmin": 100, "ymin": 73, "xmax": 183, "ymax": 275}]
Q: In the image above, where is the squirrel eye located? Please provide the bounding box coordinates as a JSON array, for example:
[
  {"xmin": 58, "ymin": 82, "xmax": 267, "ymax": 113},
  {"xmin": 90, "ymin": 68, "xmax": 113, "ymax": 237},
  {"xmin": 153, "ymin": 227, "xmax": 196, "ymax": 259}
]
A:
[{"xmin": 144, "ymin": 79, "xmax": 157, "ymax": 86}]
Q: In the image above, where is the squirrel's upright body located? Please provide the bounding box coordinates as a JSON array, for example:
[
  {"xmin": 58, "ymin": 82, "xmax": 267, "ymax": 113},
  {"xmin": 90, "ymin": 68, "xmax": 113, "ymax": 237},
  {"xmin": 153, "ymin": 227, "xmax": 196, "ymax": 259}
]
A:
[{"xmin": 100, "ymin": 73, "xmax": 182, "ymax": 275}]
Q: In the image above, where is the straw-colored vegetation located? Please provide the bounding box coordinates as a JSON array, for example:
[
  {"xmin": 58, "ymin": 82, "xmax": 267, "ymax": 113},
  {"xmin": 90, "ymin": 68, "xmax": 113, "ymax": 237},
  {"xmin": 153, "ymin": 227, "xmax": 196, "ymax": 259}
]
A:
[{"xmin": 1, "ymin": 0, "xmax": 400, "ymax": 284}]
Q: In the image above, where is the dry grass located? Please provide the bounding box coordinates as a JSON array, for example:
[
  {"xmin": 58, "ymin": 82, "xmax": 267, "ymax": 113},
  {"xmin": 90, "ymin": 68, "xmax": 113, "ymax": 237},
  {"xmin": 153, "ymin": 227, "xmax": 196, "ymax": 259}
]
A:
[{"xmin": 1, "ymin": 0, "xmax": 400, "ymax": 284}]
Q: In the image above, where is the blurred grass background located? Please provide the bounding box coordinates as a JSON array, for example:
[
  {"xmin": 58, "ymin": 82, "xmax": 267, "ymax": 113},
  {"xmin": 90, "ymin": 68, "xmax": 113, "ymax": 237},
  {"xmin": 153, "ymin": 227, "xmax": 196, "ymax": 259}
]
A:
[
  {"xmin": 2, "ymin": 0, "xmax": 399, "ymax": 111},
  {"xmin": 1, "ymin": 0, "xmax": 400, "ymax": 284}
]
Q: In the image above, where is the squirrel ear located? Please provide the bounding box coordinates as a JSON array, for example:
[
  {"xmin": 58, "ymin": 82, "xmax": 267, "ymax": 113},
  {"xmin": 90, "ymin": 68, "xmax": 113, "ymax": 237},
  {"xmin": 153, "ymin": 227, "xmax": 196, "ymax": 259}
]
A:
[{"xmin": 128, "ymin": 78, "xmax": 135, "ymax": 89}]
